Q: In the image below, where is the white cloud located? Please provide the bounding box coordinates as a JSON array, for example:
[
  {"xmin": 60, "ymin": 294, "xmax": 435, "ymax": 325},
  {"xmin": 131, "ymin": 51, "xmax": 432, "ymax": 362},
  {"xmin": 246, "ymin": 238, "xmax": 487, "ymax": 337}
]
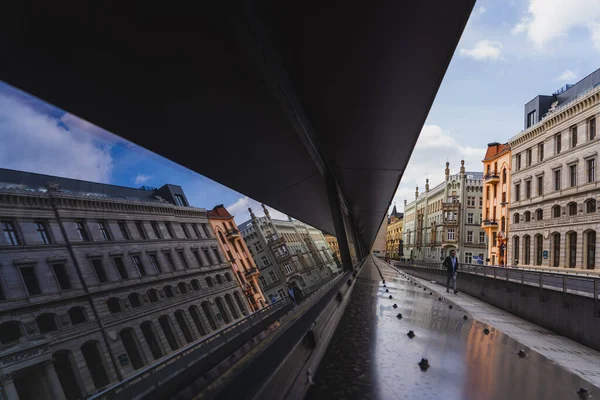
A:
[
  {"xmin": 554, "ymin": 69, "xmax": 578, "ymax": 81},
  {"xmin": 478, "ymin": 6, "xmax": 487, "ymax": 14},
  {"xmin": 0, "ymin": 90, "xmax": 114, "ymax": 183},
  {"xmin": 226, "ymin": 196, "xmax": 288, "ymax": 225},
  {"xmin": 134, "ymin": 174, "xmax": 151, "ymax": 185},
  {"xmin": 459, "ymin": 40, "xmax": 503, "ymax": 61},
  {"xmin": 390, "ymin": 125, "xmax": 486, "ymax": 213},
  {"xmin": 511, "ymin": 0, "xmax": 600, "ymax": 51}
]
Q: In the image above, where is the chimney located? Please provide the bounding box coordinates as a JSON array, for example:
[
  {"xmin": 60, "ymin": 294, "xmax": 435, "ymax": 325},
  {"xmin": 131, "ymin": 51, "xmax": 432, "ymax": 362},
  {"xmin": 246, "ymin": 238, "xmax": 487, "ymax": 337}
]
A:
[
  {"xmin": 460, "ymin": 159, "xmax": 465, "ymax": 177},
  {"xmin": 425, "ymin": 178, "xmax": 430, "ymax": 193},
  {"xmin": 415, "ymin": 186, "xmax": 419, "ymax": 199},
  {"xmin": 445, "ymin": 162, "xmax": 450, "ymax": 181}
]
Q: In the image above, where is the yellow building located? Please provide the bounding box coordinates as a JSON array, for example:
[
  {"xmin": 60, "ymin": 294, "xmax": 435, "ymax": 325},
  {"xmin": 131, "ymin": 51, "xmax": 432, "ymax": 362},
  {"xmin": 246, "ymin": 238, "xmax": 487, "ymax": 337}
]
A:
[
  {"xmin": 324, "ymin": 234, "xmax": 341, "ymax": 266},
  {"xmin": 385, "ymin": 206, "xmax": 404, "ymax": 259},
  {"xmin": 482, "ymin": 142, "xmax": 511, "ymax": 265}
]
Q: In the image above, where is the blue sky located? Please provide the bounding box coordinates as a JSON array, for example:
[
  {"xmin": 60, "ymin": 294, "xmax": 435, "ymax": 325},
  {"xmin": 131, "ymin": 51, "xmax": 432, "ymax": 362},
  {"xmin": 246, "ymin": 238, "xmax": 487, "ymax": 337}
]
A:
[{"xmin": 1, "ymin": 0, "xmax": 600, "ymax": 222}]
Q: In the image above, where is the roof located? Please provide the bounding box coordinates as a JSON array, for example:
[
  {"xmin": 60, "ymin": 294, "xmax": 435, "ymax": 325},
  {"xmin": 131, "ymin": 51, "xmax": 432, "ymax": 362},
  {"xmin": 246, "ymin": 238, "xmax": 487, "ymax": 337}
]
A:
[
  {"xmin": 207, "ymin": 204, "xmax": 233, "ymax": 220},
  {"xmin": 483, "ymin": 143, "xmax": 510, "ymax": 161}
]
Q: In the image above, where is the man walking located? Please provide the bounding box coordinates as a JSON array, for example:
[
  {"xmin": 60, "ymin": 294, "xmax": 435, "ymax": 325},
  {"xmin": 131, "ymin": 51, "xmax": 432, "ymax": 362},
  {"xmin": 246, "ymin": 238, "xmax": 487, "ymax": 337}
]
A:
[{"xmin": 443, "ymin": 249, "xmax": 459, "ymax": 294}]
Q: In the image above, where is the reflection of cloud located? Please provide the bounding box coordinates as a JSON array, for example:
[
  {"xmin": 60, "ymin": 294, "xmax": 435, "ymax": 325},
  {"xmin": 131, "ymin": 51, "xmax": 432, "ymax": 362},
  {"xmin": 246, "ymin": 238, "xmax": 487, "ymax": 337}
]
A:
[
  {"xmin": 391, "ymin": 125, "xmax": 486, "ymax": 212},
  {"xmin": 459, "ymin": 40, "xmax": 503, "ymax": 61},
  {"xmin": 511, "ymin": 0, "xmax": 600, "ymax": 51},
  {"xmin": 134, "ymin": 174, "xmax": 151, "ymax": 185},
  {"xmin": 226, "ymin": 196, "xmax": 288, "ymax": 225},
  {"xmin": 0, "ymin": 90, "xmax": 114, "ymax": 183}
]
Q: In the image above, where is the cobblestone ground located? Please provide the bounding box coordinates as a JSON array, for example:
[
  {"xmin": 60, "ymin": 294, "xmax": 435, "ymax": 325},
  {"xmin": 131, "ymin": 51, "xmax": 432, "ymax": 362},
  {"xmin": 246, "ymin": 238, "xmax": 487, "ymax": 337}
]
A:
[{"xmin": 305, "ymin": 259, "xmax": 380, "ymax": 400}]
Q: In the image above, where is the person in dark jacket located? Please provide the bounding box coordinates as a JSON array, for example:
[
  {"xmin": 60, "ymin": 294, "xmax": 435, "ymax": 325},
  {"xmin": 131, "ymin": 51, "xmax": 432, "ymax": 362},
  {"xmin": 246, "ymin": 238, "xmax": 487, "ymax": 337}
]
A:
[{"xmin": 443, "ymin": 249, "xmax": 459, "ymax": 294}]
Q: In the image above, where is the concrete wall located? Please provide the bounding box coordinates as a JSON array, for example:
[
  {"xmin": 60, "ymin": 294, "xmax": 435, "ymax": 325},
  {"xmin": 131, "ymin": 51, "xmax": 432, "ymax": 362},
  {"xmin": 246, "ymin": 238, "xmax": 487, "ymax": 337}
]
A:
[{"xmin": 397, "ymin": 264, "xmax": 600, "ymax": 352}]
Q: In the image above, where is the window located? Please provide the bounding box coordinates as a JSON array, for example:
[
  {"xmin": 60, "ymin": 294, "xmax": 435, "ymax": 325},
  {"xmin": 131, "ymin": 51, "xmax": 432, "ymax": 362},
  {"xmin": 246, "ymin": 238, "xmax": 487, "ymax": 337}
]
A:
[
  {"xmin": 554, "ymin": 169, "xmax": 561, "ymax": 191},
  {"xmin": 163, "ymin": 286, "xmax": 174, "ymax": 298},
  {"xmin": 569, "ymin": 164, "xmax": 577, "ymax": 187},
  {"xmin": 191, "ymin": 280, "xmax": 200, "ymax": 290},
  {"xmin": 588, "ymin": 159, "xmax": 596, "ymax": 183},
  {"xmin": 568, "ymin": 202, "xmax": 577, "ymax": 216},
  {"xmin": 479, "ymin": 214, "xmax": 482, "ymax": 224},
  {"xmin": 467, "ymin": 231, "xmax": 473, "ymax": 243},
  {"xmin": 178, "ymin": 282, "xmax": 188, "ymax": 294},
  {"xmin": 192, "ymin": 224, "xmax": 201, "ymax": 238},
  {"xmin": 261, "ymin": 256, "xmax": 270, "ymax": 267},
  {"xmin": 107, "ymin": 298, "xmax": 122, "ymax": 314},
  {"xmin": 283, "ymin": 264, "xmax": 293, "ymax": 274},
  {"xmin": 479, "ymin": 197, "xmax": 483, "ymax": 207},
  {"xmin": 2, "ymin": 220, "xmax": 21, "ymax": 245},
  {"xmin": 467, "ymin": 213, "xmax": 474, "ymax": 224},
  {"xmin": 524, "ymin": 236, "xmax": 531, "ymax": 264},
  {"xmin": 98, "ymin": 220, "xmax": 111, "ymax": 240},
  {"xmin": 174, "ymin": 194, "xmax": 187, "ymax": 206},
  {"xmin": 552, "ymin": 205, "xmax": 561, "ymax": 218},
  {"xmin": 277, "ymin": 288, "xmax": 286, "ymax": 300},
  {"xmin": 128, "ymin": 293, "xmax": 142, "ymax": 308},
  {"xmin": 206, "ymin": 277, "xmax": 213, "ymax": 287},
  {"xmin": 181, "ymin": 224, "xmax": 191, "ymax": 239},
  {"xmin": 135, "ymin": 222, "xmax": 147, "ymax": 239},
  {"xmin": 151, "ymin": 222, "xmax": 162, "ymax": 239},
  {"xmin": 501, "ymin": 216, "xmax": 506, "ymax": 231},
  {"xmin": 514, "ymin": 213, "xmax": 520, "ymax": 224},
  {"xmin": 259, "ymin": 276, "xmax": 267, "ymax": 287},
  {"xmin": 447, "ymin": 228, "xmax": 455, "ymax": 241},
  {"xmin": 524, "ymin": 211, "xmax": 531, "ymax": 222},
  {"xmin": 164, "ymin": 252, "xmax": 175, "ymax": 271},
  {"xmin": 526, "ymin": 148, "xmax": 532, "ymax": 166},
  {"xmin": 35, "ymin": 221, "xmax": 51, "ymax": 244},
  {"xmin": 590, "ymin": 118, "xmax": 597, "ymax": 140},
  {"xmin": 37, "ymin": 314, "xmax": 58, "ymax": 333},
  {"xmin": 132, "ymin": 255, "xmax": 146, "ymax": 276},
  {"xmin": 555, "ymin": 133, "xmax": 562, "ymax": 154},
  {"xmin": 515, "ymin": 183, "xmax": 520, "ymax": 201},
  {"xmin": 538, "ymin": 143, "xmax": 544, "ymax": 162},
  {"xmin": 216, "ymin": 274, "xmax": 223, "ymax": 284},
  {"xmin": 464, "ymin": 252, "xmax": 473, "ymax": 264},
  {"xmin": 525, "ymin": 180, "xmax": 531, "ymax": 199},
  {"xmin": 149, "ymin": 254, "xmax": 162, "ymax": 273},
  {"xmin": 537, "ymin": 176, "xmax": 543, "ymax": 196},
  {"xmin": 492, "ymin": 232, "xmax": 497, "ymax": 246},
  {"xmin": 165, "ymin": 222, "xmax": 175, "ymax": 239},
  {"xmin": 76, "ymin": 221, "xmax": 90, "ymax": 242},
  {"xmin": 118, "ymin": 221, "xmax": 131, "ymax": 240},
  {"xmin": 502, "ymin": 192, "xmax": 506, "ymax": 203},
  {"xmin": 178, "ymin": 250, "xmax": 189, "ymax": 269},
  {"xmin": 587, "ymin": 231, "xmax": 596, "ymax": 270},
  {"xmin": 269, "ymin": 271, "xmax": 277, "ymax": 282},
  {"xmin": 147, "ymin": 289, "xmax": 159, "ymax": 303},
  {"xmin": 536, "ymin": 209, "xmax": 543, "ymax": 220},
  {"xmin": 203, "ymin": 249, "xmax": 212, "ymax": 265},
  {"xmin": 192, "ymin": 250, "xmax": 203, "ymax": 267},
  {"xmin": 527, "ymin": 110, "xmax": 537, "ymax": 128},
  {"xmin": 553, "ymin": 234, "xmax": 560, "ymax": 267},
  {"xmin": 91, "ymin": 259, "xmax": 108, "ymax": 283},
  {"xmin": 202, "ymin": 224, "xmax": 212, "ymax": 238},
  {"xmin": 513, "ymin": 236, "xmax": 520, "ymax": 264},
  {"xmin": 571, "ymin": 126, "xmax": 577, "ymax": 147},
  {"xmin": 586, "ymin": 199, "xmax": 597, "ymax": 213},
  {"xmin": 69, "ymin": 307, "xmax": 87, "ymax": 324},
  {"xmin": 52, "ymin": 263, "xmax": 71, "ymax": 290},
  {"xmin": 113, "ymin": 257, "xmax": 129, "ymax": 279},
  {"xmin": 516, "ymin": 154, "xmax": 522, "ymax": 170},
  {"xmin": 20, "ymin": 266, "xmax": 41, "ymax": 295}
]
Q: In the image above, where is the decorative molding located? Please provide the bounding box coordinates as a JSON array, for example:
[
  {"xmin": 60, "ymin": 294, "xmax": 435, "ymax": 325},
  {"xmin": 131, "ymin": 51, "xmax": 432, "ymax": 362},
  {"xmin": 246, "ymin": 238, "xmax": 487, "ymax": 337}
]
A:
[
  {"xmin": 46, "ymin": 255, "xmax": 68, "ymax": 263},
  {"xmin": 583, "ymin": 151, "xmax": 598, "ymax": 160},
  {"xmin": 109, "ymin": 251, "xmax": 124, "ymax": 257},
  {"xmin": 566, "ymin": 157, "xmax": 579, "ymax": 165},
  {"xmin": 86, "ymin": 252, "xmax": 103, "ymax": 259},
  {"xmin": 12, "ymin": 257, "xmax": 39, "ymax": 266}
]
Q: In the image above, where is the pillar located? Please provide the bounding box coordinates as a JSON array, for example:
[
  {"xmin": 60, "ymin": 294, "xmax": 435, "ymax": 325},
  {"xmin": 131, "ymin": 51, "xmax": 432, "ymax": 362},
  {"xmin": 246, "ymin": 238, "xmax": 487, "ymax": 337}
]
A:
[
  {"xmin": 325, "ymin": 170, "xmax": 354, "ymax": 272},
  {"xmin": 44, "ymin": 361, "xmax": 66, "ymax": 400},
  {"xmin": 1, "ymin": 374, "xmax": 19, "ymax": 400}
]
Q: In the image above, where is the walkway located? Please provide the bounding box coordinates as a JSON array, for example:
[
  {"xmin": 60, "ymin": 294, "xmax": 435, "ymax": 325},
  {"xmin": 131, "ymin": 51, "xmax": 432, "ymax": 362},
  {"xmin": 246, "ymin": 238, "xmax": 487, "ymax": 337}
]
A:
[{"xmin": 306, "ymin": 256, "xmax": 600, "ymax": 400}]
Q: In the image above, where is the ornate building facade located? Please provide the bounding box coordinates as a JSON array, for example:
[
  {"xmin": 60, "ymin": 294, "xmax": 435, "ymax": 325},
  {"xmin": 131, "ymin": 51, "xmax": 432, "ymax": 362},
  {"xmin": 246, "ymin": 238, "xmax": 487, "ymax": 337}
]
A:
[
  {"xmin": 324, "ymin": 234, "xmax": 341, "ymax": 266},
  {"xmin": 508, "ymin": 74, "xmax": 600, "ymax": 269},
  {"xmin": 0, "ymin": 169, "xmax": 248, "ymax": 400},
  {"xmin": 385, "ymin": 206, "xmax": 403, "ymax": 259},
  {"xmin": 239, "ymin": 205, "xmax": 338, "ymax": 304},
  {"xmin": 208, "ymin": 205, "xmax": 267, "ymax": 311}
]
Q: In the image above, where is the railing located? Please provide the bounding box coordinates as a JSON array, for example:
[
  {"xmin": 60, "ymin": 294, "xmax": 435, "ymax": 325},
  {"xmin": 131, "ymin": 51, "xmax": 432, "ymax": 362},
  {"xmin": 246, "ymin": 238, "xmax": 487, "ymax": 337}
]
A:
[
  {"xmin": 244, "ymin": 267, "xmax": 259, "ymax": 277},
  {"xmin": 482, "ymin": 219, "xmax": 498, "ymax": 226},
  {"xmin": 225, "ymin": 228, "xmax": 240, "ymax": 237}
]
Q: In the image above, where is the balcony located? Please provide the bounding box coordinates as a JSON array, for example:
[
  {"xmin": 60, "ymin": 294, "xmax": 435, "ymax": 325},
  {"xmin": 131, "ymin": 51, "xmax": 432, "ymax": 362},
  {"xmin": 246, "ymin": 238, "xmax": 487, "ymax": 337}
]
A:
[
  {"xmin": 275, "ymin": 252, "xmax": 292, "ymax": 262},
  {"xmin": 225, "ymin": 227, "xmax": 240, "ymax": 238},
  {"xmin": 484, "ymin": 173, "xmax": 500, "ymax": 183},
  {"xmin": 443, "ymin": 218, "xmax": 458, "ymax": 226},
  {"xmin": 245, "ymin": 267, "xmax": 259, "ymax": 277},
  {"xmin": 267, "ymin": 235, "xmax": 285, "ymax": 248},
  {"xmin": 482, "ymin": 219, "xmax": 498, "ymax": 228}
]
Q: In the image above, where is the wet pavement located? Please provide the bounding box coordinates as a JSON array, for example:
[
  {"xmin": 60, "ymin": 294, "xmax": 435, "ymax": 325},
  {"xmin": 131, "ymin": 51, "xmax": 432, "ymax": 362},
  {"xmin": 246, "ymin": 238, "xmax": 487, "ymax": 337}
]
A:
[{"xmin": 306, "ymin": 257, "xmax": 600, "ymax": 400}]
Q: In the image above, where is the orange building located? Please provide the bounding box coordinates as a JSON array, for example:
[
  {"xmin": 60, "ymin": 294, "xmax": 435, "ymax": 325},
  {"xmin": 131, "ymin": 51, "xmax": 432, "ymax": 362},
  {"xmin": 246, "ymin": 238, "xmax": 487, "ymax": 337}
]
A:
[
  {"xmin": 482, "ymin": 142, "xmax": 511, "ymax": 265},
  {"xmin": 208, "ymin": 205, "xmax": 266, "ymax": 311}
]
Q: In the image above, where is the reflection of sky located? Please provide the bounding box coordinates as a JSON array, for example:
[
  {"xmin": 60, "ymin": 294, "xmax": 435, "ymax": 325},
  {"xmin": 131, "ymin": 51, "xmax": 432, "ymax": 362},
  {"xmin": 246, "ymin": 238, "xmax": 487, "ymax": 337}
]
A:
[{"xmin": 371, "ymin": 268, "xmax": 600, "ymax": 400}]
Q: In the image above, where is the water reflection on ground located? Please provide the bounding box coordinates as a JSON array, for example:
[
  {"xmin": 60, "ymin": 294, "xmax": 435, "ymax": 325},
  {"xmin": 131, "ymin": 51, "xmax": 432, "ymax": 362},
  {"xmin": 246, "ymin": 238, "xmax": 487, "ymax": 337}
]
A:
[{"xmin": 373, "ymin": 263, "xmax": 600, "ymax": 400}]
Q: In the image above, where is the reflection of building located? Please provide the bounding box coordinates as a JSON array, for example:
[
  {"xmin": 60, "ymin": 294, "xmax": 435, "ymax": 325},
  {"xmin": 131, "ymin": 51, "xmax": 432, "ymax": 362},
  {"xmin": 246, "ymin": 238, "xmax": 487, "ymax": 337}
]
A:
[
  {"xmin": 508, "ymin": 71, "xmax": 600, "ymax": 269},
  {"xmin": 324, "ymin": 234, "xmax": 341, "ymax": 266},
  {"xmin": 403, "ymin": 161, "xmax": 486, "ymax": 263},
  {"xmin": 371, "ymin": 216, "xmax": 387, "ymax": 257},
  {"xmin": 482, "ymin": 142, "xmax": 511, "ymax": 265},
  {"xmin": 208, "ymin": 204, "xmax": 267, "ymax": 311},
  {"xmin": 0, "ymin": 169, "xmax": 248, "ymax": 400},
  {"xmin": 385, "ymin": 206, "xmax": 403, "ymax": 259},
  {"xmin": 239, "ymin": 205, "xmax": 338, "ymax": 304}
]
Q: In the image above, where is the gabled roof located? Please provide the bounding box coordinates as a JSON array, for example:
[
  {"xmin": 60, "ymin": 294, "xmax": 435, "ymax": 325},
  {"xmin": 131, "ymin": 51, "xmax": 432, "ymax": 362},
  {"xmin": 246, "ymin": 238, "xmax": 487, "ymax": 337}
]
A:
[
  {"xmin": 483, "ymin": 142, "xmax": 510, "ymax": 161},
  {"xmin": 207, "ymin": 204, "xmax": 233, "ymax": 220}
]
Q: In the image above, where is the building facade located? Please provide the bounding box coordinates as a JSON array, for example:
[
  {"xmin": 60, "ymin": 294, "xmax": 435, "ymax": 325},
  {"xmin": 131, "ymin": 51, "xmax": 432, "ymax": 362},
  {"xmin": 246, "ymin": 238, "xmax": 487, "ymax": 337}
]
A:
[
  {"xmin": 385, "ymin": 206, "xmax": 404, "ymax": 259},
  {"xmin": 403, "ymin": 162, "xmax": 487, "ymax": 263},
  {"xmin": 239, "ymin": 205, "xmax": 338, "ymax": 304},
  {"xmin": 482, "ymin": 142, "xmax": 512, "ymax": 265},
  {"xmin": 208, "ymin": 205, "xmax": 267, "ymax": 311},
  {"xmin": 324, "ymin": 234, "xmax": 341, "ymax": 266},
  {"xmin": 371, "ymin": 217, "xmax": 387, "ymax": 257},
  {"xmin": 0, "ymin": 169, "xmax": 249, "ymax": 400},
  {"xmin": 508, "ymin": 73, "xmax": 600, "ymax": 269}
]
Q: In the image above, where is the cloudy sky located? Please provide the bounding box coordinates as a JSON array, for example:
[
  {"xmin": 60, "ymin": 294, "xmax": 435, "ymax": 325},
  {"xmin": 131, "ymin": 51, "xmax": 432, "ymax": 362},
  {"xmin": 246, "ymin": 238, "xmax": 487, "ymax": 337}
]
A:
[{"xmin": 1, "ymin": 0, "xmax": 600, "ymax": 223}]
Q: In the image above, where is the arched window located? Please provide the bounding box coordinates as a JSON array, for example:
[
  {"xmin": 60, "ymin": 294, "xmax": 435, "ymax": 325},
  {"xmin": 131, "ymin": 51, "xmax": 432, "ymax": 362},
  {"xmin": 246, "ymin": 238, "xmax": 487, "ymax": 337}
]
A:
[
  {"xmin": 225, "ymin": 294, "xmax": 239, "ymax": 319},
  {"xmin": 513, "ymin": 236, "xmax": 520, "ymax": 264},
  {"xmin": 586, "ymin": 199, "xmax": 597, "ymax": 213},
  {"xmin": 0, "ymin": 321, "xmax": 22, "ymax": 344},
  {"xmin": 524, "ymin": 211, "xmax": 531, "ymax": 222},
  {"xmin": 81, "ymin": 341, "xmax": 110, "ymax": 389},
  {"xmin": 552, "ymin": 233, "xmax": 561, "ymax": 267},
  {"xmin": 513, "ymin": 213, "xmax": 520, "ymax": 224},
  {"xmin": 128, "ymin": 293, "xmax": 142, "ymax": 308},
  {"xmin": 535, "ymin": 234, "xmax": 543, "ymax": 266},
  {"xmin": 68, "ymin": 307, "xmax": 88, "ymax": 325},
  {"xmin": 225, "ymin": 273, "xmax": 232, "ymax": 282},
  {"xmin": 37, "ymin": 313, "xmax": 59, "ymax": 333},
  {"xmin": 140, "ymin": 321, "xmax": 163, "ymax": 360},
  {"xmin": 147, "ymin": 289, "xmax": 159, "ymax": 303},
  {"xmin": 174, "ymin": 310, "xmax": 194, "ymax": 343},
  {"xmin": 501, "ymin": 216, "xmax": 506, "ymax": 232},
  {"xmin": 568, "ymin": 202, "xmax": 578, "ymax": 216},
  {"xmin": 178, "ymin": 282, "xmax": 188, "ymax": 294},
  {"xmin": 206, "ymin": 277, "xmax": 213, "ymax": 287},
  {"xmin": 163, "ymin": 285, "xmax": 174, "ymax": 298},
  {"xmin": 552, "ymin": 205, "xmax": 561, "ymax": 218},
  {"xmin": 191, "ymin": 279, "xmax": 200, "ymax": 291},
  {"xmin": 188, "ymin": 306, "xmax": 207, "ymax": 336},
  {"xmin": 107, "ymin": 298, "xmax": 122, "ymax": 314},
  {"xmin": 158, "ymin": 315, "xmax": 180, "ymax": 351},
  {"xmin": 535, "ymin": 209, "xmax": 543, "ymax": 220},
  {"xmin": 567, "ymin": 231, "xmax": 577, "ymax": 268},
  {"xmin": 585, "ymin": 230, "xmax": 596, "ymax": 270},
  {"xmin": 502, "ymin": 168, "xmax": 507, "ymax": 183},
  {"xmin": 215, "ymin": 297, "xmax": 230, "ymax": 324},
  {"xmin": 523, "ymin": 235, "xmax": 531, "ymax": 265},
  {"xmin": 201, "ymin": 301, "xmax": 218, "ymax": 330},
  {"xmin": 119, "ymin": 328, "xmax": 145, "ymax": 370},
  {"xmin": 218, "ymin": 231, "xmax": 226, "ymax": 244},
  {"xmin": 233, "ymin": 292, "xmax": 247, "ymax": 315},
  {"xmin": 216, "ymin": 274, "xmax": 223, "ymax": 284}
]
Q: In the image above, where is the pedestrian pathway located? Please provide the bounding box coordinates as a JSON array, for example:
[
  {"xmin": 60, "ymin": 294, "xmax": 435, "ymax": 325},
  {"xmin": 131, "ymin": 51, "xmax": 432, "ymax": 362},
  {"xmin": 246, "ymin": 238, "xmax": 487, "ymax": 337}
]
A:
[{"xmin": 306, "ymin": 256, "xmax": 600, "ymax": 400}]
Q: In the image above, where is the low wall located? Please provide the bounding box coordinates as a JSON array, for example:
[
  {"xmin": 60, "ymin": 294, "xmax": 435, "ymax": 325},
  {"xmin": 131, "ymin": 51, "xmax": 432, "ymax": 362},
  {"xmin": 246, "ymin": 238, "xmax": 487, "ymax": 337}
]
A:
[{"xmin": 396, "ymin": 264, "xmax": 600, "ymax": 352}]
